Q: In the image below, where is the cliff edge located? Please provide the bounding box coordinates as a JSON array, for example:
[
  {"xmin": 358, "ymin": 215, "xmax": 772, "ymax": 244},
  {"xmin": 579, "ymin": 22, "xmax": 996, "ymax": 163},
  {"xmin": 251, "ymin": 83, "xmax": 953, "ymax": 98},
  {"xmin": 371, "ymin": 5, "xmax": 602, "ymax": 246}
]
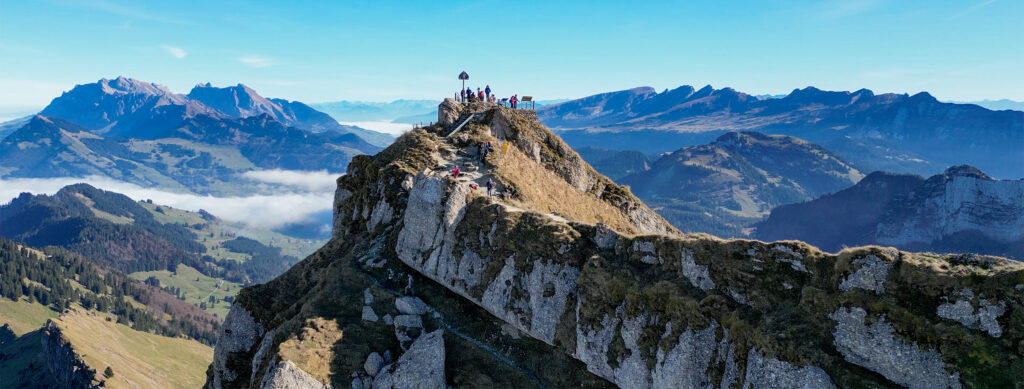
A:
[{"xmin": 206, "ymin": 100, "xmax": 1024, "ymax": 388}]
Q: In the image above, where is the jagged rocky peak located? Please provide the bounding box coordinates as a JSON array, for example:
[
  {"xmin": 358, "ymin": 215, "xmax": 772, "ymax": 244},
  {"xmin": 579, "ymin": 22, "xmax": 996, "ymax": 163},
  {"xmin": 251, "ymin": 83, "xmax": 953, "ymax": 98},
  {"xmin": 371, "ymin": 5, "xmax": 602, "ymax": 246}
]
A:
[
  {"xmin": 206, "ymin": 101, "xmax": 1024, "ymax": 388},
  {"xmin": 942, "ymin": 164, "xmax": 991, "ymax": 180},
  {"xmin": 96, "ymin": 75, "xmax": 179, "ymax": 97},
  {"xmin": 187, "ymin": 82, "xmax": 285, "ymax": 119}
]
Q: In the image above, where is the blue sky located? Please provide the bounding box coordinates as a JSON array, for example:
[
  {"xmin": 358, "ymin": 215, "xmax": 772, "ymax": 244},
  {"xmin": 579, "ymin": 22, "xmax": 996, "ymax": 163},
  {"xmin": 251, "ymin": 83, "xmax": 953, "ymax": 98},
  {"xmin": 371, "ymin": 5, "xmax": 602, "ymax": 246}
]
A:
[{"xmin": 1, "ymin": 0, "xmax": 1022, "ymax": 108}]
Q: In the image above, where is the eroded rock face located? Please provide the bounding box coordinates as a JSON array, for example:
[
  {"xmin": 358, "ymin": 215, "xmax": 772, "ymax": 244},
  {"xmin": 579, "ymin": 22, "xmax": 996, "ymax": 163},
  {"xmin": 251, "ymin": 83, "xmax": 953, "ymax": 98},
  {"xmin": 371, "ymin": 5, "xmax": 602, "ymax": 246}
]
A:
[
  {"xmin": 829, "ymin": 307, "xmax": 962, "ymax": 389},
  {"xmin": 260, "ymin": 360, "xmax": 331, "ymax": 389},
  {"xmin": 41, "ymin": 321, "xmax": 97, "ymax": 389},
  {"xmin": 680, "ymin": 248, "xmax": 714, "ymax": 291},
  {"xmin": 839, "ymin": 255, "xmax": 894, "ymax": 294},
  {"xmin": 936, "ymin": 289, "xmax": 1005, "ymax": 337},
  {"xmin": 575, "ymin": 306, "xmax": 727, "ymax": 389},
  {"xmin": 211, "ymin": 305, "xmax": 265, "ymax": 388},
  {"xmin": 742, "ymin": 348, "xmax": 835, "ymax": 389},
  {"xmin": 372, "ymin": 330, "xmax": 446, "ymax": 389}
]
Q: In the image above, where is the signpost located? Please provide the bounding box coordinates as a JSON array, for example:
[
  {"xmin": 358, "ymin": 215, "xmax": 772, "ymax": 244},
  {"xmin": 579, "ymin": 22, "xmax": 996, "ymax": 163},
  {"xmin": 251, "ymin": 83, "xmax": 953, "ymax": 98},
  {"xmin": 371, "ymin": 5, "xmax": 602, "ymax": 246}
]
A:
[{"xmin": 459, "ymin": 71, "xmax": 469, "ymax": 92}]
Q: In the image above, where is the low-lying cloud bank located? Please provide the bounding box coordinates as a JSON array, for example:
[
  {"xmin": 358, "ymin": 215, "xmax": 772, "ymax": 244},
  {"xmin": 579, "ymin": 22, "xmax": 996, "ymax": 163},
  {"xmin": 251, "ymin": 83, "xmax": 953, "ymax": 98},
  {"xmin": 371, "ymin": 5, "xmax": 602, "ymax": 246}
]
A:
[
  {"xmin": 338, "ymin": 121, "xmax": 413, "ymax": 136},
  {"xmin": 0, "ymin": 170, "xmax": 341, "ymax": 230},
  {"xmin": 240, "ymin": 169, "xmax": 342, "ymax": 192}
]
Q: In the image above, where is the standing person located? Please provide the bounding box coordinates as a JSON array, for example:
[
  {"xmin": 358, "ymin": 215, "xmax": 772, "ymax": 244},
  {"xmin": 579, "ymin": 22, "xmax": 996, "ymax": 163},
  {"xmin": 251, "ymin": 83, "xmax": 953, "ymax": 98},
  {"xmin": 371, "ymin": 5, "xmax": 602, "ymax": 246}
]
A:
[
  {"xmin": 511, "ymin": 95, "xmax": 517, "ymax": 109},
  {"xmin": 452, "ymin": 165, "xmax": 460, "ymax": 178},
  {"xmin": 460, "ymin": 89, "xmax": 466, "ymax": 102},
  {"xmin": 485, "ymin": 85, "xmax": 491, "ymax": 100},
  {"xmin": 466, "ymin": 87, "xmax": 473, "ymax": 102},
  {"xmin": 477, "ymin": 88, "xmax": 484, "ymax": 101},
  {"xmin": 486, "ymin": 179, "xmax": 494, "ymax": 197}
]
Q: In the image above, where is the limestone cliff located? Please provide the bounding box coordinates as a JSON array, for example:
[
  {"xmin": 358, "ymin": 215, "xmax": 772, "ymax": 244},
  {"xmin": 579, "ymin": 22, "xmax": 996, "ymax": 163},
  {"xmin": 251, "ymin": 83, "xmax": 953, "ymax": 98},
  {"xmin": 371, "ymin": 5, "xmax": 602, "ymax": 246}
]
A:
[{"xmin": 207, "ymin": 100, "xmax": 1024, "ymax": 388}]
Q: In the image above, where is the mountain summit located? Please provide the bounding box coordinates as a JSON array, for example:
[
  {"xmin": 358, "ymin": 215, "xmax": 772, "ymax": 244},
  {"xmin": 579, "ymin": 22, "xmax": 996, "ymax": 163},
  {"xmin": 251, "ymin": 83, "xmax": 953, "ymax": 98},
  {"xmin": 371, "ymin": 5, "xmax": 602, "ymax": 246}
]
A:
[
  {"xmin": 34, "ymin": 76, "xmax": 391, "ymax": 145},
  {"xmin": 205, "ymin": 100, "xmax": 1024, "ymax": 388},
  {"xmin": 539, "ymin": 84, "xmax": 1024, "ymax": 178}
]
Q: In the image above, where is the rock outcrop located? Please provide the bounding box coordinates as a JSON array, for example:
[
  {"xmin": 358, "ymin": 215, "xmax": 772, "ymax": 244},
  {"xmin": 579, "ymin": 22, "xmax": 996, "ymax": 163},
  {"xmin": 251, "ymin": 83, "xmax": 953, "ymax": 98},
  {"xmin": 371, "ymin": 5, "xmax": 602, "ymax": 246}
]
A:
[
  {"xmin": 41, "ymin": 321, "xmax": 99, "ymax": 388},
  {"xmin": 758, "ymin": 167, "xmax": 1024, "ymax": 260},
  {"xmin": 207, "ymin": 101, "xmax": 1024, "ymax": 388}
]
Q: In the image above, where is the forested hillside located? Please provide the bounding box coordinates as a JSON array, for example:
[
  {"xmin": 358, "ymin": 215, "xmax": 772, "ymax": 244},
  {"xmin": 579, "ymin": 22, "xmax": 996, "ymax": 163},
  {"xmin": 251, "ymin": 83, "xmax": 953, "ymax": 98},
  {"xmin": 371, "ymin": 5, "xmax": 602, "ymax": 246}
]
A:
[{"xmin": 0, "ymin": 239, "xmax": 219, "ymax": 344}]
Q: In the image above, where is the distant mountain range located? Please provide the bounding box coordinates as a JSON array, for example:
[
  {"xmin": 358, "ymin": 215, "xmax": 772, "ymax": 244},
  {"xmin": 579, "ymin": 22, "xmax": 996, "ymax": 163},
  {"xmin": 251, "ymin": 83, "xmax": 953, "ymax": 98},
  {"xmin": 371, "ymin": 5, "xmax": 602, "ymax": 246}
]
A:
[
  {"xmin": 608, "ymin": 131, "xmax": 862, "ymax": 236},
  {"xmin": 0, "ymin": 115, "xmax": 374, "ymax": 195},
  {"xmin": 310, "ymin": 98, "xmax": 571, "ymax": 126},
  {"xmin": 756, "ymin": 166, "xmax": 1024, "ymax": 260},
  {"xmin": 539, "ymin": 85, "xmax": 1024, "ymax": 178},
  {"xmin": 310, "ymin": 99, "xmax": 440, "ymax": 122},
  {"xmin": 0, "ymin": 77, "xmax": 389, "ymax": 195},
  {"xmin": 954, "ymin": 99, "xmax": 1024, "ymax": 112}
]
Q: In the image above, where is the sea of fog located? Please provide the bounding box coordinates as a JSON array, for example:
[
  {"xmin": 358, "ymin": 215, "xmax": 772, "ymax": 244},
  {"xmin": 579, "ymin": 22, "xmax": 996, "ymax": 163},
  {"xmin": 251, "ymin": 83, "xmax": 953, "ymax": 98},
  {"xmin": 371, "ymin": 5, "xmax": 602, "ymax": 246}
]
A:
[
  {"xmin": 338, "ymin": 121, "xmax": 414, "ymax": 136},
  {"xmin": 0, "ymin": 169, "xmax": 343, "ymax": 230}
]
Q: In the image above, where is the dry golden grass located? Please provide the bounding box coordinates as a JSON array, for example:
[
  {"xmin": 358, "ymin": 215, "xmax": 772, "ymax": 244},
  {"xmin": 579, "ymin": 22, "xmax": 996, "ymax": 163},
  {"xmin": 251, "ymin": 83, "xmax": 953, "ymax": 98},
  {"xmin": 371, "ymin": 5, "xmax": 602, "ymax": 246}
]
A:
[
  {"xmin": 276, "ymin": 317, "xmax": 344, "ymax": 384},
  {"xmin": 493, "ymin": 137, "xmax": 641, "ymax": 235},
  {"xmin": 52, "ymin": 308, "xmax": 212, "ymax": 389}
]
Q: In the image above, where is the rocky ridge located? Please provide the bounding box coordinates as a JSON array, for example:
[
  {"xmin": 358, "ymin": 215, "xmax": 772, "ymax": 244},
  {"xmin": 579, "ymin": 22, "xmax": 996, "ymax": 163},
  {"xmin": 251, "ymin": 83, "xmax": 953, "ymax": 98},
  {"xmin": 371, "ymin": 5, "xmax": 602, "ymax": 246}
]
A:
[
  {"xmin": 206, "ymin": 100, "xmax": 1024, "ymax": 388},
  {"xmin": 757, "ymin": 166, "xmax": 1024, "ymax": 260}
]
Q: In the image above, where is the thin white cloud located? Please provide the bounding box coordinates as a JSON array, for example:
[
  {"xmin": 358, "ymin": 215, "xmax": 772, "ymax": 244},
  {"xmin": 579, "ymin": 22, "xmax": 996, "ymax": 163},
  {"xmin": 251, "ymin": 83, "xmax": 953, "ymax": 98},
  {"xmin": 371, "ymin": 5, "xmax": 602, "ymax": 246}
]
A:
[
  {"xmin": 0, "ymin": 174, "xmax": 336, "ymax": 230},
  {"xmin": 952, "ymin": 0, "xmax": 998, "ymax": 19},
  {"xmin": 239, "ymin": 55, "xmax": 274, "ymax": 68},
  {"xmin": 161, "ymin": 45, "xmax": 186, "ymax": 59},
  {"xmin": 338, "ymin": 121, "xmax": 413, "ymax": 136},
  {"xmin": 240, "ymin": 169, "xmax": 342, "ymax": 192}
]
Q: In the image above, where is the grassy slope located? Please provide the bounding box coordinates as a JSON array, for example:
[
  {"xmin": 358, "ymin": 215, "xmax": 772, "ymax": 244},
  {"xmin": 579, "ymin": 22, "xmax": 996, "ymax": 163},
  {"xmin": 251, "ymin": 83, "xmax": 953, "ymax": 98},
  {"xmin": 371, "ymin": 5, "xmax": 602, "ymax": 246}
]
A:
[
  {"xmin": 0, "ymin": 298, "xmax": 58, "ymax": 335},
  {"xmin": 130, "ymin": 264, "xmax": 241, "ymax": 318},
  {"xmin": 132, "ymin": 201, "xmax": 323, "ymax": 317},
  {"xmin": 53, "ymin": 309, "xmax": 212, "ymax": 389},
  {"xmin": 140, "ymin": 201, "xmax": 323, "ymax": 260}
]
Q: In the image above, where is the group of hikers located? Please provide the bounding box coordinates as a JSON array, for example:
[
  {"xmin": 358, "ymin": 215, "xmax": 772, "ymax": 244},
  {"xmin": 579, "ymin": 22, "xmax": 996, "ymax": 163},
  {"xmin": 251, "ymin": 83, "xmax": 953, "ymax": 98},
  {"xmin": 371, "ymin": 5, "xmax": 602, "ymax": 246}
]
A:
[
  {"xmin": 448, "ymin": 140, "xmax": 499, "ymax": 197},
  {"xmin": 455, "ymin": 85, "xmax": 521, "ymax": 108}
]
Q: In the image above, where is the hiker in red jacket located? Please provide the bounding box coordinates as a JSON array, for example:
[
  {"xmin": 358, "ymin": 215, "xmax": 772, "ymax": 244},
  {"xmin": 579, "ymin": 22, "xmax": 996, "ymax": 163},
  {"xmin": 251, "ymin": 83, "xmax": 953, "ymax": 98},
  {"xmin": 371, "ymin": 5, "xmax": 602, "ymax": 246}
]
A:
[{"xmin": 452, "ymin": 166, "xmax": 460, "ymax": 178}]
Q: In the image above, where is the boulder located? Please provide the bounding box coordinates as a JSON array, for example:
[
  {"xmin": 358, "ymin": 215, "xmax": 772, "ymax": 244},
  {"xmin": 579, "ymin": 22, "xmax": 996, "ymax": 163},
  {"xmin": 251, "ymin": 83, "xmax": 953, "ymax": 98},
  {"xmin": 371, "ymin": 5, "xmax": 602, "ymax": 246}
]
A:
[
  {"xmin": 395, "ymin": 297, "xmax": 428, "ymax": 315},
  {"xmin": 372, "ymin": 330, "xmax": 446, "ymax": 389}
]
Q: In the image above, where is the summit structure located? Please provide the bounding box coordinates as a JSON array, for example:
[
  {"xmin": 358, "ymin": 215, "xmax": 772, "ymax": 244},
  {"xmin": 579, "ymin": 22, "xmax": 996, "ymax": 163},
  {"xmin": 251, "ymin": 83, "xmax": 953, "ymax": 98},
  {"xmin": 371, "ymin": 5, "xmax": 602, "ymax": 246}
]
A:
[{"xmin": 206, "ymin": 99, "xmax": 1024, "ymax": 389}]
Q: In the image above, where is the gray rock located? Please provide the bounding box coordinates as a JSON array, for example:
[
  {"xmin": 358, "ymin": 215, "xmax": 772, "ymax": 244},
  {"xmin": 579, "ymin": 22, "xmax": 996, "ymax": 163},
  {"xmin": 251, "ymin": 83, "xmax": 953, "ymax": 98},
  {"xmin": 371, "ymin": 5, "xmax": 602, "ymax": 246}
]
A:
[
  {"xmin": 936, "ymin": 289, "xmax": 1005, "ymax": 337},
  {"xmin": 364, "ymin": 352, "xmax": 384, "ymax": 376},
  {"xmin": 395, "ymin": 297, "xmax": 428, "ymax": 315},
  {"xmin": 829, "ymin": 307, "xmax": 961, "ymax": 389},
  {"xmin": 742, "ymin": 348, "xmax": 835, "ymax": 389},
  {"xmin": 632, "ymin": 240, "xmax": 656, "ymax": 253},
  {"xmin": 839, "ymin": 255, "xmax": 893, "ymax": 295},
  {"xmin": 383, "ymin": 314, "xmax": 393, "ymax": 325},
  {"xmin": 364, "ymin": 288, "xmax": 374, "ymax": 305},
  {"xmin": 593, "ymin": 223, "xmax": 618, "ymax": 250},
  {"xmin": 394, "ymin": 315, "xmax": 424, "ymax": 350},
  {"xmin": 352, "ymin": 377, "xmax": 364, "ymax": 389},
  {"xmin": 393, "ymin": 315, "xmax": 423, "ymax": 329},
  {"xmin": 372, "ymin": 330, "xmax": 446, "ymax": 389},
  {"xmin": 211, "ymin": 304, "xmax": 265, "ymax": 388},
  {"xmin": 250, "ymin": 329, "xmax": 277, "ymax": 385},
  {"xmin": 437, "ymin": 98, "xmax": 461, "ymax": 126},
  {"xmin": 362, "ymin": 306, "xmax": 379, "ymax": 322},
  {"xmin": 576, "ymin": 308, "xmax": 723, "ymax": 389},
  {"xmin": 680, "ymin": 248, "xmax": 715, "ymax": 291},
  {"xmin": 367, "ymin": 198, "xmax": 395, "ymax": 231},
  {"xmin": 259, "ymin": 360, "xmax": 331, "ymax": 389}
]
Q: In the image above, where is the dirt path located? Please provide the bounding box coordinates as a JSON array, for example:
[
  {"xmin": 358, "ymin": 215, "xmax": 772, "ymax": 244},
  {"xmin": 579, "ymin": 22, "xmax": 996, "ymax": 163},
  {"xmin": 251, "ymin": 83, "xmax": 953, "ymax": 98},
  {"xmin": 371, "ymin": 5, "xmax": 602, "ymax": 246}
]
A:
[{"xmin": 437, "ymin": 141, "xmax": 569, "ymax": 224}]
